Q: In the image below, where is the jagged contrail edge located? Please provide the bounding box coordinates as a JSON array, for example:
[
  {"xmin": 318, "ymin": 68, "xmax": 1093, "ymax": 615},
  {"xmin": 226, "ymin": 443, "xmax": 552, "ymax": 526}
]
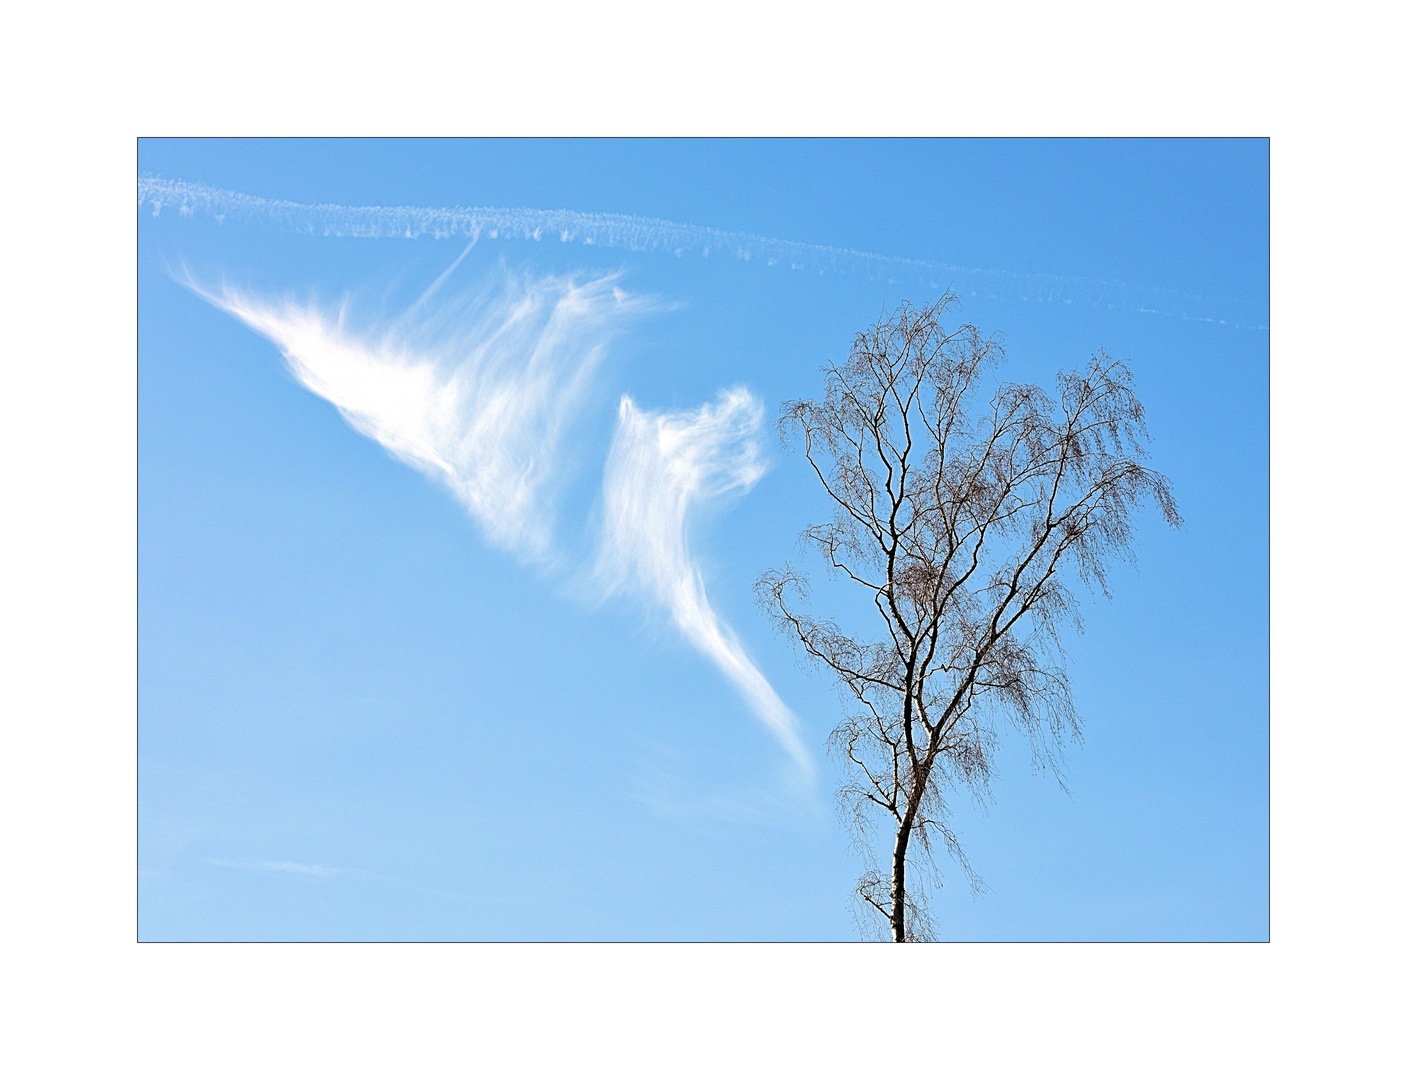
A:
[{"xmin": 137, "ymin": 176, "xmax": 1267, "ymax": 329}]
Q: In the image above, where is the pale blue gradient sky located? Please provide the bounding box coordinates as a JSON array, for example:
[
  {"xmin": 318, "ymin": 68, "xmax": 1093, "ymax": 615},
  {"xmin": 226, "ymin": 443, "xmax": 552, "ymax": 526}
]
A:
[{"xmin": 137, "ymin": 139, "xmax": 1267, "ymax": 941}]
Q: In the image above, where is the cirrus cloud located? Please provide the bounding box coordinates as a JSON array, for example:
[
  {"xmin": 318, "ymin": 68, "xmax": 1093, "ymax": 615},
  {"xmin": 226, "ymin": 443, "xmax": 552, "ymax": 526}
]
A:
[
  {"xmin": 188, "ymin": 268, "xmax": 648, "ymax": 562},
  {"xmin": 593, "ymin": 388, "xmax": 811, "ymax": 775}
]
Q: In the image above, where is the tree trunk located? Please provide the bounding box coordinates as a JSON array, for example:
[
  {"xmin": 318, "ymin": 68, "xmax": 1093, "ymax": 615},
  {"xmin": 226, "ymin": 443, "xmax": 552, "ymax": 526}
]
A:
[{"xmin": 890, "ymin": 822, "xmax": 912, "ymax": 942}]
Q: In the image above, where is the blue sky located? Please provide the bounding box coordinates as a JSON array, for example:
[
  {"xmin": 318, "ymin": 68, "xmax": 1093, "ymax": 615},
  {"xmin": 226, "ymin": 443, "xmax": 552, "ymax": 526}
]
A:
[{"xmin": 137, "ymin": 139, "xmax": 1268, "ymax": 941}]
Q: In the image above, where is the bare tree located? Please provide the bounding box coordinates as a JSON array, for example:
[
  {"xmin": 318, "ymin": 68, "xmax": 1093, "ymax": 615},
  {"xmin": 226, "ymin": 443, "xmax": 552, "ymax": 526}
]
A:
[{"xmin": 757, "ymin": 294, "xmax": 1180, "ymax": 942}]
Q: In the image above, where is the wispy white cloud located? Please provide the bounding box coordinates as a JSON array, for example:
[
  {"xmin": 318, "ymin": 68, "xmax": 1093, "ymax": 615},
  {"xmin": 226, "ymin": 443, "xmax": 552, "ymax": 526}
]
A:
[
  {"xmin": 180, "ymin": 247, "xmax": 811, "ymax": 778},
  {"xmin": 139, "ymin": 175, "xmax": 1268, "ymax": 328},
  {"xmin": 594, "ymin": 388, "xmax": 811, "ymax": 775},
  {"xmin": 208, "ymin": 858, "xmax": 340, "ymax": 877},
  {"xmin": 187, "ymin": 269, "xmax": 648, "ymax": 561}
]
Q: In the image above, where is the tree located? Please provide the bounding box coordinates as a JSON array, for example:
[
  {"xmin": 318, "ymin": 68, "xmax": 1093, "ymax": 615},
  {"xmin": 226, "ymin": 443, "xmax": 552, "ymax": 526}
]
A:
[{"xmin": 757, "ymin": 294, "xmax": 1181, "ymax": 942}]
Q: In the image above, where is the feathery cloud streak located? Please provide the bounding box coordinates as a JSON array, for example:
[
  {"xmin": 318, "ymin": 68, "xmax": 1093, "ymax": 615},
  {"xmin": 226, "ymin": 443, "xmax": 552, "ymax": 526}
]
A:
[
  {"xmin": 208, "ymin": 858, "xmax": 340, "ymax": 877},
  {"xmin": 191, "ymin": 270, "xmax": 807, "ymax": 768},
  {"xmin": 140, "ymin": 177, "xmax": 1266, "ymax": 328},
  {"xmin": 595, "ymin": 389, "xmax": 811, "ymax": 774},
  {"xmin": 192, "ymin": 271, "xmax": 646, "ymax": 560}
]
